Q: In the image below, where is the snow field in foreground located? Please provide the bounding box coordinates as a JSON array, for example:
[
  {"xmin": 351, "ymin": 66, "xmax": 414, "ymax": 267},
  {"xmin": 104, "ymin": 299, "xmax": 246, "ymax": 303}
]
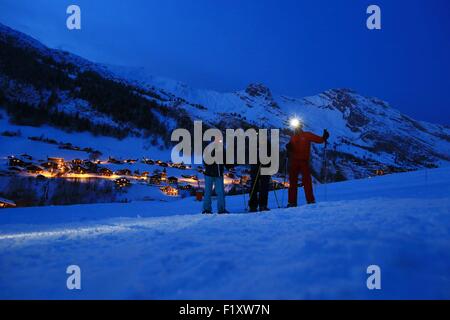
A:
[{"xmin": 0, "ymin": 167, "xmax": 449, "ymax": 299}]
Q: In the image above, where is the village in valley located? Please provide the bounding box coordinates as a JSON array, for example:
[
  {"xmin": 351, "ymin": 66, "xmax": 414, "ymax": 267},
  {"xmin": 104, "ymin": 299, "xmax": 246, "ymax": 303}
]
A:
[{"xmin": 0, "ymin": 148, "xmax": 288, "ymax": 209}]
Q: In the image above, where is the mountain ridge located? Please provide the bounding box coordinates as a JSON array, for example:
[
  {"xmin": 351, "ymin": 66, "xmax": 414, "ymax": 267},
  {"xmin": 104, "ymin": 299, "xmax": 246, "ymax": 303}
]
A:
[{"xmin": 1, "ymin": 22, "xmax": 449, "ymax": 182}]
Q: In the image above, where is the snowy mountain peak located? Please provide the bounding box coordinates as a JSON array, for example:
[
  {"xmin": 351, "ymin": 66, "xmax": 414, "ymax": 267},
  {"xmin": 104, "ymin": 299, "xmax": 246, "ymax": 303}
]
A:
[{"xmin": 245, "ymin": 83, "xmax": 272, "ymax": 99}]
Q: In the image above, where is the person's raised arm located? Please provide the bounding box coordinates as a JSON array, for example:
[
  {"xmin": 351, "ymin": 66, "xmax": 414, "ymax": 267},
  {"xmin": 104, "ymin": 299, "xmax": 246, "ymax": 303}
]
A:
[{"xmin": 305, "ymin": 131, "xmax": 326, "ymax": 144}]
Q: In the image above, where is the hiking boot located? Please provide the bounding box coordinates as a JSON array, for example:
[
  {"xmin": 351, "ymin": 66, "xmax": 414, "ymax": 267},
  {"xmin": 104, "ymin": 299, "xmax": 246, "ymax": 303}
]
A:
[
  {"xmin": 287, "ymin": 203, "xmax": 297, "ymax": 208},
  {"xmin": 248, "ymin": 207, "xmax": 258, "ymax": 213},
  {"xmin": 202, "ymin": 210, "xmax": 212, "ymax": 214},
  {"xmin": 218, "ymin": 210, "xmax": 230, "ymax": 214},
  {"xmin": 259, "ymin": 207, "xmax": 270, "ymax": 212}
]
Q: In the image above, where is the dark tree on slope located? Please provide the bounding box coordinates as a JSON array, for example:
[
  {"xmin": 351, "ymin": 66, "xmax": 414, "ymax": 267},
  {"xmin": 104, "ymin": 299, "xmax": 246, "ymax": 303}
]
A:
[{"xmin": 0, "ymin": 38, "xmax": 195, "ymax": 143}]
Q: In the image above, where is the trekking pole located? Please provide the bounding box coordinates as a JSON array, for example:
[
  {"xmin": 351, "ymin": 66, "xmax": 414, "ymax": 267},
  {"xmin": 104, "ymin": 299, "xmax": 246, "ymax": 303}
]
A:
[
  {"xmin": 242, "ymin": 179, "xmax": 247, "ymax": 212},
  {"xmin": 281, "ymin": 157, "xmax": 288, "ymax": 207},
  {"xmin": 247, "ymin": 165, "xmax": 261, "ymax": 211},
  {"xmin": 323, "ymin": 141, "xmax": 328, "ymax": 201}
]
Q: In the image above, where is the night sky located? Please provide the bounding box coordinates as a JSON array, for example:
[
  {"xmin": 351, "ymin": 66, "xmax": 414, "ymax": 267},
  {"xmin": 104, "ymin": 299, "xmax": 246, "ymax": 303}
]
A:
[{"xmin": 1, "ymin": 0, "xmax": 449, "ymax": 125}]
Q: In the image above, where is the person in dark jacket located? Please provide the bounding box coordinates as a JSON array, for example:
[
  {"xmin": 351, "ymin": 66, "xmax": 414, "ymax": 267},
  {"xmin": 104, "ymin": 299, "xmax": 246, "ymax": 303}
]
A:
[
  {"xmin": 248, "ymin": 163, "xmax": 270, "ymax": 212},
  {"xmin": 248, "ymin": 135, "xmax": 271, "ymax": 212},
  {"xmin": 287, "ymin": 124, "xmax": 329, "ymax": 206}
]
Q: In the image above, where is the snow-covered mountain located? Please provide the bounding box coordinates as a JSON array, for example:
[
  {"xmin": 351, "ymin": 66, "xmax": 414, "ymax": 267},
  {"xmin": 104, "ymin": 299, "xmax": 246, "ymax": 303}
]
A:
[
  {"xmin": 108, "ymin": 65, "xmax": 450, "ymax": 180},
  {"xmin": 1, "ymin": 22, "xmax": 449, "ymax": 182}
]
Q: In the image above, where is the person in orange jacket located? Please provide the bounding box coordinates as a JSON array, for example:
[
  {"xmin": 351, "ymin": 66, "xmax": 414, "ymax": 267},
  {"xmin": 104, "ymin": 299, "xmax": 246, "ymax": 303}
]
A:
[{"xmin": 286, "ymin": 123, "xmax": 329, "ymax": 207}]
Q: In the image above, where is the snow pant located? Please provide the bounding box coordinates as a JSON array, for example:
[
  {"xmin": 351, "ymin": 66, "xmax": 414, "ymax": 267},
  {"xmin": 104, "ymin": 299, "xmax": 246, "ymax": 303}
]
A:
[
  {"xmin": 249, "ymin": 166, "xmax": 270, "ymax": 210},
  {"xmin": 203, "ymin": 175, "xmax": 226, "ymax": 212},
  {"xmin": 288, "ymin": 160, "xmax": 315, "ymax": 205}
]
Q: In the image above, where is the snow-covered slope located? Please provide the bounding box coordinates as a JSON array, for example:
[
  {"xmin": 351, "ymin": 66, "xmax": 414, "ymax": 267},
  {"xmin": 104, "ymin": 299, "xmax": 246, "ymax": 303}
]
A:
[
  {"xmin": 0, "ymin": 167, "xmax": 449, "ymax": 299},
  {"xmin": 1, "ymin": 22, "xmax": 450, "ymax": 183}
]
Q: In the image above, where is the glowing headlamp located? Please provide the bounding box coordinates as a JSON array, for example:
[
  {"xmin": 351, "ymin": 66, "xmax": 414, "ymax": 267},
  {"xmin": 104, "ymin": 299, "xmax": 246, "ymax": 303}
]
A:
[{"xmin": 289, "ymin": 117, "xmax": 301, "ymax": 129}]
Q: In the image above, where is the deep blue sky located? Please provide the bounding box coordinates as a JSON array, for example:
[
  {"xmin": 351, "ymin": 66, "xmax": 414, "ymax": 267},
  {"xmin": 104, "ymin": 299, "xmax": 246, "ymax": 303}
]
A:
[{"xmin": 1, "ymin": 0, "xmax": 449, "ymax": 125}]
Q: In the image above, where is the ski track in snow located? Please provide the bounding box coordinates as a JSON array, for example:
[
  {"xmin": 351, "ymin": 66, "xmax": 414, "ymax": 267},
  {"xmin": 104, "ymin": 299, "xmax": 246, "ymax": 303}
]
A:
[{"xmin": 0, "ymin": 168, "xmax": 450, "ymax": 299}]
